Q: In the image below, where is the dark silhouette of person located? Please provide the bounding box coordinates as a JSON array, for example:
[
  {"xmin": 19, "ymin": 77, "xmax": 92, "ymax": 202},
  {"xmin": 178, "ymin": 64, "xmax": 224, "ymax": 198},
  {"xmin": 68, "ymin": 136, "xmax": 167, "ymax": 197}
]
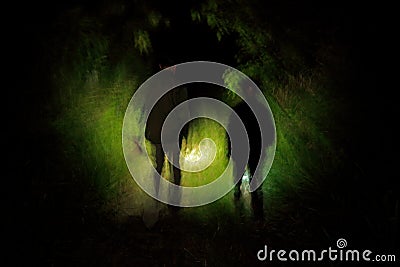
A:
[
  {"xmin": 145, "ymin": 63, "xmax": 188, "ymax": 209},
  {"xmin": 228, "ymin": 86, "xmax": 266, "ymax": 221}
]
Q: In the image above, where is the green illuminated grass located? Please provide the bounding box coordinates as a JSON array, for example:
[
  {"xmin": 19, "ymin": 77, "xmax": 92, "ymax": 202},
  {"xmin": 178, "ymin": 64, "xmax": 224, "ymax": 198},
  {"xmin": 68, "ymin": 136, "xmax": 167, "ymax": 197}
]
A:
[
  {"xmin": 53, "ymin": 58, "xmax": 338, "ymax": 223},
  {"xmin": 181, "ymin": 118, "xmax": 230, "ymax": 187},
  {"xmin": 53, "ymin": 58, "xmax": 150, "ymax": 215}
]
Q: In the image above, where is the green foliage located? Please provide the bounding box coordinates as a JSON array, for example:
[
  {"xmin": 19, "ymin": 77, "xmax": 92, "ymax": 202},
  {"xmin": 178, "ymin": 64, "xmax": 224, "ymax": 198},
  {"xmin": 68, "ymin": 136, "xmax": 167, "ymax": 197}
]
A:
[
  {"xmin": 221, "ymin": 68, "xmax": 244, "ymax": 106},
  {"xmin": 147, "ymin": 10, "xmax": 162, "ymax": 28},
  {"xmin": 51, "ymin": 9, "xmax": 109, "ymax": 84},
  {"xmin": 133, "ymin": 29, "xmax": 152, "ymax": 55},
  {"xmin": 191, "ymin": 0, "xmax": 318, "ymax": 85}
]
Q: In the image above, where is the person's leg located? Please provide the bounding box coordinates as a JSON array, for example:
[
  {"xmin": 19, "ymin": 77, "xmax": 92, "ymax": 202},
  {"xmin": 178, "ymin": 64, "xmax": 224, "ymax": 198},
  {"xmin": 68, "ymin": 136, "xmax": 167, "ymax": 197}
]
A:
[
  {"xmin": 249, "ymin": 154, "xmax": 264, "ymax": 221},
  {"xmin": 167, "ymin": 145, "xmax": 182, "ymax": 209},
  {"xmin": 154, "ymin": 143, "xmax": 164, "ymax": 197},
  {"xmin": 232, "ymin": 153, "xmax": 244, "ymax": 200},
  {"xmin": 233, "ymin": 167, "xmax": 242, "ymax": 200},
  {"xmin": 228, "ymin": 133, "xmax": 244, "ymax": 200},
  {"xmin": 172, "ymin": 164, "xmax": 181, "ymax": 187},
  {"xmin": 174, "ymin": 127, "xmax": 185, "ymax": 187},
  {"xmin": 248, "ymin": 158, "xmax": 264, "ymax": 221},
  {"xmin": 169, "ymin": 129, "xmax": 188, "ymax": 206},
  {"xmin": 232, "ymin": 161, "xmax": 245, "ymax": 218}
]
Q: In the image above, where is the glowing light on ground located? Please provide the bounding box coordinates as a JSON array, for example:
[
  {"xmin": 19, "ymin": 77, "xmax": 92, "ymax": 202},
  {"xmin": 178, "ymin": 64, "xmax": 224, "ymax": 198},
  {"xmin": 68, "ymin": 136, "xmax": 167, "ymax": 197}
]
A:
[{"xmin": 180, "ymin": 138, "xmax": 217, "ymax": 172}]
